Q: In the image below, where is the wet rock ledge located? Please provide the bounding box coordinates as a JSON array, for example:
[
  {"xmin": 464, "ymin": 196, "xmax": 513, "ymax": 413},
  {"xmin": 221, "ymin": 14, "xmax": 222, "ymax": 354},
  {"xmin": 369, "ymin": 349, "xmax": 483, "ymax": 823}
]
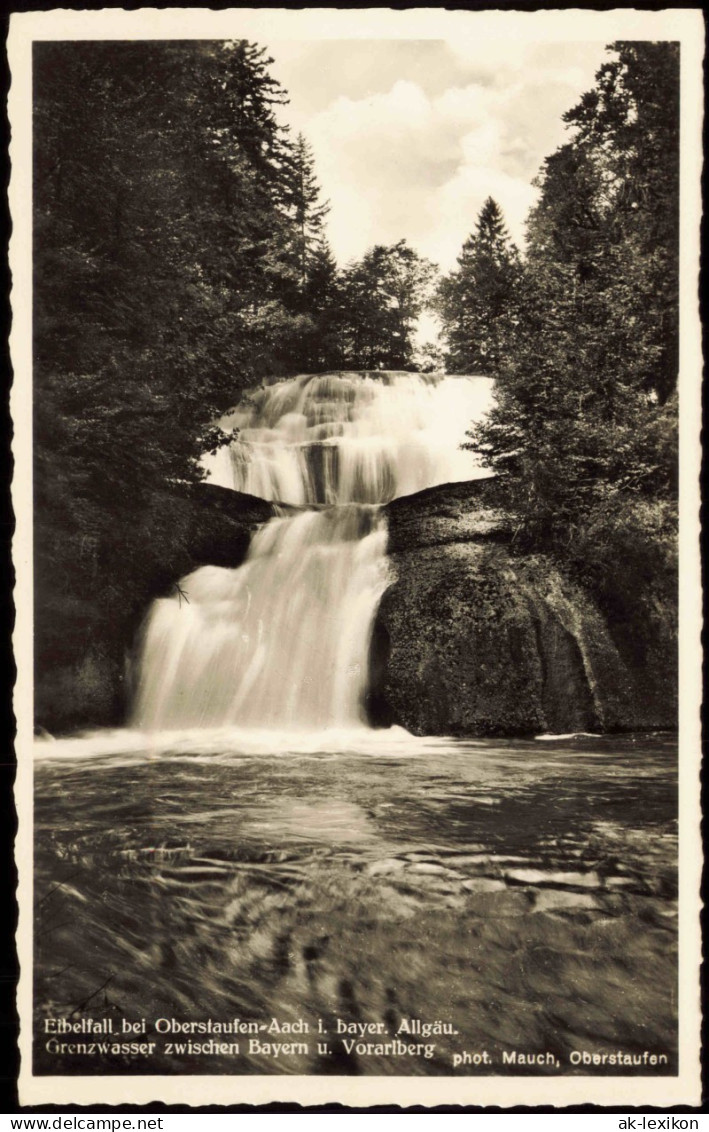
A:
[{"xmin": 368, "ymin": 479, "xmax": 676, "ymax": 737}]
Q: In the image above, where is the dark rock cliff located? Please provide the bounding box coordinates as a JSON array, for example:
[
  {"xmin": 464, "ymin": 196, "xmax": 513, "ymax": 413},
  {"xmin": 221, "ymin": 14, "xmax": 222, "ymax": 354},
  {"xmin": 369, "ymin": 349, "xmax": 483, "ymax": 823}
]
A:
[
  {"xmin": 369, "ymin": 480, "xmax": 676, "ymax": 736},
  {"xmin": 34, "ymin": 483, "xmax": 274, "ymax": 733}
]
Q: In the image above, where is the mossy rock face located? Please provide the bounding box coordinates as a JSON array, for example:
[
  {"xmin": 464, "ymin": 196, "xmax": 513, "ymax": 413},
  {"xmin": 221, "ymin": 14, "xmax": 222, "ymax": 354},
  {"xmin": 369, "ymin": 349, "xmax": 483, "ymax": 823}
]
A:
[{"xmin": 370, "ymin": 484, "xmax": 676, "ymax": 737}]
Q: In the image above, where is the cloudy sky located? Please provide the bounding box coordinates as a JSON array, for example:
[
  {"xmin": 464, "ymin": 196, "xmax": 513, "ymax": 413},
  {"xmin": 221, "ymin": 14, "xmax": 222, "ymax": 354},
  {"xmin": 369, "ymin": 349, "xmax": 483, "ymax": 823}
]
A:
[{"xmin": 267, "ymin": 39, "xmax": 609, "ymax": 271}]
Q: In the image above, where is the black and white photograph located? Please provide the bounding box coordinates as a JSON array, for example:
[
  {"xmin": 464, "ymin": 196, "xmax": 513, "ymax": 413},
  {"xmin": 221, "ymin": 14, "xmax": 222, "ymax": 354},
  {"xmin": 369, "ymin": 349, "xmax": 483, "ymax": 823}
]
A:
[{"xmin": 9, "ymin": 6, "xmax": 703, "ymax": 1109}]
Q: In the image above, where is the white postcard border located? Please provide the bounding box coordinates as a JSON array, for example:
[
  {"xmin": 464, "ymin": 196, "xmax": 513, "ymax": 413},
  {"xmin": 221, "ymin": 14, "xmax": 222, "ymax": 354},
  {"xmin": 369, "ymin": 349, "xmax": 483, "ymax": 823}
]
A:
[{"xmin": 10, "ymin": 6, "xmax": 704, "ymax": 1109}]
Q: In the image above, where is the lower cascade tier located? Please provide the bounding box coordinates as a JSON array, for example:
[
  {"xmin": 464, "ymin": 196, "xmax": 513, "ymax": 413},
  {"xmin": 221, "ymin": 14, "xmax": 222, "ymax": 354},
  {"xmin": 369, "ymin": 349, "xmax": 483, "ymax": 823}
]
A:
[{"xmin": 131, "ymin": 504, "xmax": 389, "ymax": 731}]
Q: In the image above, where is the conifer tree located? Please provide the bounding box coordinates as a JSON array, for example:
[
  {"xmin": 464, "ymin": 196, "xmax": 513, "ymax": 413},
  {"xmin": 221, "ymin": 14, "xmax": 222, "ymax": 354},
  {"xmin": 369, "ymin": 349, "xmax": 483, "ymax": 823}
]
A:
[
  {"xmin": 275, "ymin": 132, "xmax": 337, "ymax": 370},
  {"xmin": 285, "ymin": 133, "xmax": 331, "ymax": 290},
  {"xmin": 466, "ymin": 43, "xmax": 679, "ymax": 645},
  {"xmin": 435, "ymin": 198, "xmax": 520, "ymax": 375}
]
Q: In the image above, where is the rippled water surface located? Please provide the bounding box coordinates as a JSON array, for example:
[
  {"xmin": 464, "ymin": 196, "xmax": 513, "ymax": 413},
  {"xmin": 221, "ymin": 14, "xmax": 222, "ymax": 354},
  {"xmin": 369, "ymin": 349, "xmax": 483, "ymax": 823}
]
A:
[{"xmin": 34, "ymin": 730, "xmax": 677, "ymax": 1076}]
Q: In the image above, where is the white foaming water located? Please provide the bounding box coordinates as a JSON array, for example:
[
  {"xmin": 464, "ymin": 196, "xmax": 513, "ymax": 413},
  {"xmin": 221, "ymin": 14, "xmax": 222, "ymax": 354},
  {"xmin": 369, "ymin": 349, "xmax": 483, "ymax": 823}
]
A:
[
  {"xmin": 202, "ymin": 371, "xmax": 493, "ymax": 504},
  {"xmin": 133, "ymin": 506, "xmax": 389, "ymax": 730},
  {"xmin": 133, "ymin": 371, "xmax": 492, "ymax": 733},
  {"xmin": 34, "ymin": 724, "xmax": 470, "ymax": 764}
]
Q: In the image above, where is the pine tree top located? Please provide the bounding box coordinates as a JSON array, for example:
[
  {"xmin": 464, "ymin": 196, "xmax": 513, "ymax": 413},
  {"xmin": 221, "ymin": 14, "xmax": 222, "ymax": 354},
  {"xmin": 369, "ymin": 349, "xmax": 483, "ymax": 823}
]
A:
[{"xmin": 476, "ymin": 197, "xmax": 509, "ymax": 242}]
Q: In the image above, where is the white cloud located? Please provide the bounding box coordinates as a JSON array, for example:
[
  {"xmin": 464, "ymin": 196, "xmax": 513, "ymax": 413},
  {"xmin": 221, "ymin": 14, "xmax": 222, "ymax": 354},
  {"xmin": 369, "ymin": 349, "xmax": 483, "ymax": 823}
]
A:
[
  {"xmin": 274, "ymin": 40, "xmax": 608, "ymax": 269},
  {"xmin": 306, "ymin": 79, "xmax": 526, "ymax": 267},
  {"xmin": 444, "ymin": 37, "xmax": 606, "ymax": 87}
]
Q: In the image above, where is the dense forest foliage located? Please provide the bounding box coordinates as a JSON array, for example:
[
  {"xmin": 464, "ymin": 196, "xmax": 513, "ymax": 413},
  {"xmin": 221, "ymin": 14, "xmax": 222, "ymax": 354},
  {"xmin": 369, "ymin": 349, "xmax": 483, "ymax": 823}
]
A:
[
  {"xmin": 434, "ymin": 197, "xmax": 521, "ymax": 376},
  {"xmin": 436, "ymin": 41, "xmax": 679, "ymax": 647}
]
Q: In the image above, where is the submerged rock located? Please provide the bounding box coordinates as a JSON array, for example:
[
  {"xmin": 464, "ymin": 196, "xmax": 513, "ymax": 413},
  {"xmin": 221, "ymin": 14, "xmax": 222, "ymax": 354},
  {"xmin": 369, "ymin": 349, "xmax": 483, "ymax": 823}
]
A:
[{"xmin": 369, "ymin": 479, "xmax": 676, "ymax": 736}]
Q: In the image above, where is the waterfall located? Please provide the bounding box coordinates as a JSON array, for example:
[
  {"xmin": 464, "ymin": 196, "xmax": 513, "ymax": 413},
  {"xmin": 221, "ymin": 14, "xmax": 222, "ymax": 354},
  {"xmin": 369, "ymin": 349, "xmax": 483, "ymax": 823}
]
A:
[
  {"xmin": 202, "ymin": 371, "xmax": 493, "ymax": 504},
  {"xmin": 132, "ymin": 372, "xmax": 492, "ymax": 732}
]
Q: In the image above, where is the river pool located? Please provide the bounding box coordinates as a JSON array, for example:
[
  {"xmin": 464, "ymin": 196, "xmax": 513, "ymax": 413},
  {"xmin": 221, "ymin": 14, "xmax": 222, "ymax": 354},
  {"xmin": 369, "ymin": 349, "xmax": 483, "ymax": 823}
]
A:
[{"xmin": 33, "ymin": 728, "xmax": 677, "ymax": 1077}]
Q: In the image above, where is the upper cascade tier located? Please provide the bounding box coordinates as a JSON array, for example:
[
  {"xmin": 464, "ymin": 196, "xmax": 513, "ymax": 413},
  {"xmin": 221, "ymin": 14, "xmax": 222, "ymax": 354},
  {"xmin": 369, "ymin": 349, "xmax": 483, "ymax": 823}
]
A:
[{"xmin": 203, "ymin": 371, "xmax": 493, "ymax": 506}]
